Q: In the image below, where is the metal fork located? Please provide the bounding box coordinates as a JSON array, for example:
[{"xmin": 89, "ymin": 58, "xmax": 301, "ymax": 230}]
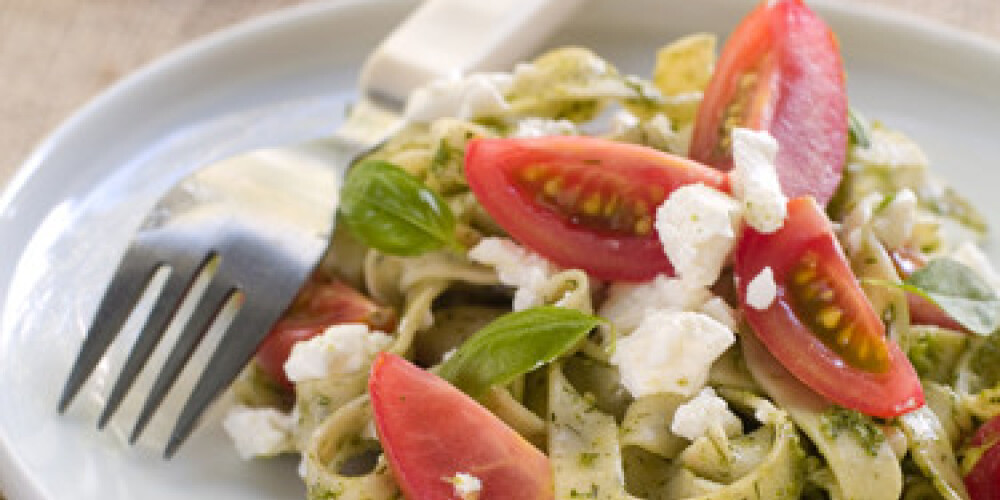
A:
[{"xmin": 57, "ymin": 0, "xmax": 581, "ymax": 458}]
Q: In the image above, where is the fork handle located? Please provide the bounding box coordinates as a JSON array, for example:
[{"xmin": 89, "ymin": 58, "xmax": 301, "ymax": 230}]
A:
[{"xmin": 360, "ymin": 0, "xmax": 584, "ymax": 105}]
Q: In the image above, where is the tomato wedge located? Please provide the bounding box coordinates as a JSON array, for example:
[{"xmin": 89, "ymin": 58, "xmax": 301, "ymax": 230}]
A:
[
  {"xmin": 689, "ymin": 0, "xmax": 847, "ymax": 206},
  {"xmin": 465, "ymin": 136, "xmax": 728, "ymax": 281},
  {"xmin": 734, "ymin": 197, "xmax": 923, "ymax": 417},
  {"xmin": 369, "ymin": 353, "xmax": 552, "ymax": 500},
  {"xmin": 255, "ymin": 274, "xmax": 395, "ymax": 388},
  {"xmin": 967, "ymin": 414, "xmax": 1000, "ymax": 500}
]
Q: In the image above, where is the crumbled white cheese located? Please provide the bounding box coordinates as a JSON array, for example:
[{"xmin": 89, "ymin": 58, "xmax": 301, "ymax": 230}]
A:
[
  {"xmin": 655, "ymin": 184, "xmax": 743, "ymax": 287},
  {"xmin": 468, "ymin": 237, "xmax": 558, "ymax": 310},
  {"xmin": 746, "ymin": 267, "xmax": 777, "ymax": 310},
  {"xmin": 730, "ymin": 128, "xmax": 787, "ymax": 233},
  {"xmin": 283, "ymin": 324, "xmax": 392, "ymax": 383},
  {"xmin": 610, "ymin": 311, "xmax": 735, "ymax": 398},
  {"xmin": 671, "ymin": 387, "xmax": 742, "ymax": 441},
  {"xmin": 512, "ymin": 117, "xmax": 577, "ymax": 137},
  {"xmin": 598, "ymin": 274, "xmax": 711, "ymax": 334},
  {"xmin": 444, "ymin": 472, "xmax": 483, "ymax": 500},
  {"xmin": 609, "ymin": 109, "xmax": 640, "ymax": 135},
  {"xmin": 700, "ymin": 296, "xmax": 737, "ymax": 331},
  {"xmin": 405, "ymin": 73, "xmax": 512, "ymax": 122},
  {"xmin": 222, "ymin": 405, "xmax": 295, "ymax": 460},
  {"xmin": 951, "ymin": 241, "xmax": 1000, "ymax": 294}
]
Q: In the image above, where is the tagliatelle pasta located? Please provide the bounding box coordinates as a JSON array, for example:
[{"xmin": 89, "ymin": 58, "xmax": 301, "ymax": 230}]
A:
[{"xmin": 224, "ymin": 17, "xmax": 1000, "ymax": 500}]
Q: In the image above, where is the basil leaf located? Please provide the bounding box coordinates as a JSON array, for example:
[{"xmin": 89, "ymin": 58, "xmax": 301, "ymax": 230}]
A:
[
  {"xmin": 340, "ymin": 160, "xmax": 458, "ymax": 256},
  {"xmin": 903, "ymin": 258, "xmax": 1000, "ymax": 335},
  {"xmin": 439, "ymin": 306, "xmax": 604, "ymax": 397},
  {"xmin": 848, "ymin": 108, "xmax": 871, "ymax": 149}
]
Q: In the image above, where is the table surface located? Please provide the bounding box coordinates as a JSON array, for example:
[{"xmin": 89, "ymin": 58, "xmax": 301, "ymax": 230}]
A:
[{"xmin": 0, "ymin": 0, "xmax": 999, "ymax": 498}]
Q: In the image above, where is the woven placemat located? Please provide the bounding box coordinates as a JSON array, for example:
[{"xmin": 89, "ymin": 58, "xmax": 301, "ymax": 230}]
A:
[{"xmin": 1, "ymin": 0, "xmax": 999, "ymax": 498}]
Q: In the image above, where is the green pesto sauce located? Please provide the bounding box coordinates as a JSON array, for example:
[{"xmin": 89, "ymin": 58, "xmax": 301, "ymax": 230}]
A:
[
  {"xmin": 819, "ymin": 407, "xmax": 886, "ymax": 458},
  {"xmin": 971, "ymin": 331, "xmax": 1000, "ymax": 389}
]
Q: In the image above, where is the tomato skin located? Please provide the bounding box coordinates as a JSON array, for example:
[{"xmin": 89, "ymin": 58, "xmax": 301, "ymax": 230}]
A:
[
  {"xmin": 465, "ymin": 136, "xmax": 728, "ymax": 281},
  {"xmin": 690, "ymin": 0, "xmax": 847, "ymax": 206},
  {"xmin": 369, "ymin": 353, "xmax": 553, "ymax": 500},
  {"xmin": 255, "ymin": 275, "xmax": 394, "ymax": 388},
  {"xmin": 735, "ymin": 197, "xmax": 923, "ymax": 417},
  {"xmin": 967, "ymin": 415, "xmax": 1000, "ymax": 500}
]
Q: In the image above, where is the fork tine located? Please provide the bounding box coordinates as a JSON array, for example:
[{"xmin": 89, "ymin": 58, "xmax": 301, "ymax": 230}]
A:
[
  {"xmin": 97, "ymin": 258, "xmax": 204, "ymax": 429},
  {"xmin": 129, "ymin": 276, "xmax": 235, "ymax": 443},
  {"xmin": 164, "ymin": 299, "xmax": 287, "ymax": 458},
  {"xmin": 58, "ymin": 246, "xmax": 159, "ymax": 413}
]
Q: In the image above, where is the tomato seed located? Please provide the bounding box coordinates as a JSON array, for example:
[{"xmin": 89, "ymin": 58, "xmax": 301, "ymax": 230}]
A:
[
  {"xmin": 818, "ymin": 306, "xmax": 842, "ymax": 329},
  {"xmin": 521, "ymin": 165, "xmax": 545, "ymax": 183},
  {"xmin": 581, "ymin": 194, "xmax": 602, "ymax": 216},
  {"xmin": 788, "ymin": 251, "xmax": 889, "ymax": 372},
  {"xmin": 544, "ymin": 177, "xmax": 562, "ymax": 197},
  {"xmin": 635, "ymin": 216, "xmax": 653, "ymax": 236}
]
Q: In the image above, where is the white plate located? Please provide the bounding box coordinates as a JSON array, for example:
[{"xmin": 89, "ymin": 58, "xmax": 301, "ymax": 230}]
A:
[{"xmin": 2, "ymin": 0, "xmax": 1000, "ymax": 498}]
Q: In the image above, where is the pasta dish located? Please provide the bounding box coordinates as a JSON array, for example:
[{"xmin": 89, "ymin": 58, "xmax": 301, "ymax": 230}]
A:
[{"xmin": 220, "ymin": 1, "xmax": 1000, "ymax": 499}]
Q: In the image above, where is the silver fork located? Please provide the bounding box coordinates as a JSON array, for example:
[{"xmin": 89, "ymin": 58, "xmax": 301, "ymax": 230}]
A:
[{"xmin": 57, "ymin": 0, "xmax": 580, "ymax": 458}]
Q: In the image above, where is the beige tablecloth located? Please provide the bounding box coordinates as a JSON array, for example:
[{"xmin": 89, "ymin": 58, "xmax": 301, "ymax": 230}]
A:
[{"xmin": 0, "ymin": 0, "xmax": 998, "ymax": 498}]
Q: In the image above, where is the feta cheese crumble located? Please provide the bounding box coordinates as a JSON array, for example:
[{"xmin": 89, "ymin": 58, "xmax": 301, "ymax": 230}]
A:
[
  {"xmin": 512, "ymin": 117, "xmax": 577, "ymax": 137},
  {"xmin": 222, "ymin": 405, "xmax": 295, "ymax": 460},
  {"xmin": 730, "ymin": 128, "xmax": 788, "ymax": 233},
  {"xmin": 283, "ymin": 324, "xmax": 393, "ymax": 383},
  {"xmin": 655, "ymin": 184, "xmax": 743, "ymax": 287},
  {"xmin": 468, "ymin": 237, "xmax": 558, "ymax": 310},
  {"xmin": 671, "ymin": 387, "xmax": 742, "ymax": 441},
  {"xmin": 700, "ymin": 296, "xmax": 737, "ymax": 330},
  {"xmin": 610, "ymin": 311, "xmax": 735, "ymax": 398},
  {"xmin": 598, "ymin": 274, "xmax": 712, "ymax": 334},
  {"xmin": 405, "ymin": 73, "xmax": 512, "ymax": 122},
  {"xmin": 746, "ymin": 267, "xmax": 777, "ymax": 310},
  {"xmin": 444, "ymin": 472, "xmax": 483, "ymax": 500}
]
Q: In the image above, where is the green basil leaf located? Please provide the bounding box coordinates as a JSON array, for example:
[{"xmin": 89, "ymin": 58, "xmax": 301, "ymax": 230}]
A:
[
  {"xmin": 340, "ymin": 160, "xmax": 458, "ymax": 256},
  {"xmin": 903, "ymin": 258, "xmax": 1000, "ymax": 335},
  {"xmin": 439, "ymin": 306, "xmax": 604, "ymax": 397},
  {"xmin": 848, "ymin": 107, "xmax": 871, "ymax": 149}
]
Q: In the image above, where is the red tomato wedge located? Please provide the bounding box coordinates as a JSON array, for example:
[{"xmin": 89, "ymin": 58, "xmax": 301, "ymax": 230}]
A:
[
  {"xmin": 255, "ymin": 275, "xmax": 395, "ymax": 388},
  {"xmin": 734, "ymin": 197, "xmax": 923, "ymax": 417},
  {"xmin": 465, "ymin": 136, "xmax": 729, "ymax": 281},
  {"xmin": 967, "ymin": 414, "xmax": 1000, "ymax": 500},
  {"xmin": 369, "ymin": 353, "xmax": 553, "ymax": 500},
  {"xmin": 689, "ymin": 0, "xmax": 847, "ymax": 206}
]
